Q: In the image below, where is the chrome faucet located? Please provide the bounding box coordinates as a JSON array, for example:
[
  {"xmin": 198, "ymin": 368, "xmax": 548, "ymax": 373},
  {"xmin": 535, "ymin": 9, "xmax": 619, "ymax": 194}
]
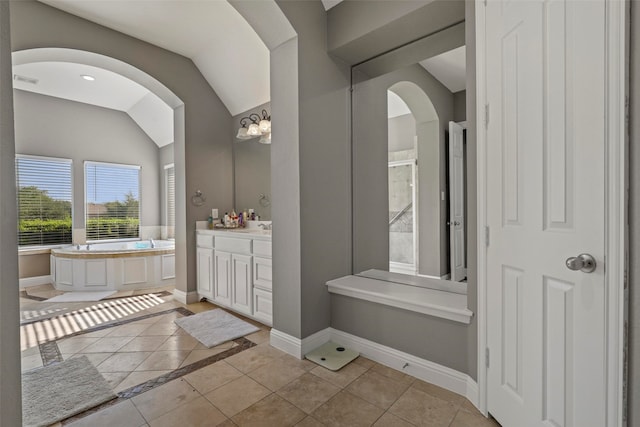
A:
[
  {"xmin": 86, "ymin": 244, "xmax": 91, "ymax": 250},
  {"xmin": 149, "ymin": 238, "xmax": 156, "ymax": 248},
  {"xmin": 258, "ymin": 223, "xmax": 272, "ymax": 231}
]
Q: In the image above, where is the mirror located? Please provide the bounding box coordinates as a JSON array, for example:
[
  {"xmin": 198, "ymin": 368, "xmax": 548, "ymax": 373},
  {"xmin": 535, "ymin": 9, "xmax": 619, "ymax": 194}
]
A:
[{"xmin": 351, "ymin": 23, "xmax": 468, "ymax": 290}]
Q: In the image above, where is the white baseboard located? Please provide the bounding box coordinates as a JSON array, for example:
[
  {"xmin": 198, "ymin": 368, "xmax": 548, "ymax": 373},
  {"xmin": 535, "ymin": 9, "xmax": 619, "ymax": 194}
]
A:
[
  {"xmin": 269, "ymin": 326, "xmax": 480, "ymax": 411},
  {"xmin": 172, "ymin": 289, "xmax": 199, "ymax": 304},
  {"xmin": 19, "ymin": 275, "xmax": 52, "ymax": 289}
]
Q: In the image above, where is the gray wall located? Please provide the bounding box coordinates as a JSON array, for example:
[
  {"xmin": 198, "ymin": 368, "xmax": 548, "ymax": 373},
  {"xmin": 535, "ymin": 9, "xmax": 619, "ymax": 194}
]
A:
[
  {"xmin": 232, "ymin": 102, "xmax": 271, "ymax": 220},
  {"xmin": 10, "ymin": 1, "xmax": 234, "ymax": 299},
  {"xmin": 453, "ymin": 90, "xmax": 466, "ymax": 122},
  {"xmin": 388, "ymin": 113, "xmax": 416, "ymax": 152},
  {"xmin": 628, "ymin": 0, "xmax": 638, "ymax": 423},
  {"xmin": 271, "ymin": 0, "xmax": 351, "ymax": 339},
  {"xmin": 353, "ymin": 64, "xmax": 454, "ymax": 278},
  {"xmin": 0, "ymin": 2, "xmax": 21, "ymax": 425},
  {"xmin": 14, "ymin": 90, "xmax": 161, "ymax": 232}
]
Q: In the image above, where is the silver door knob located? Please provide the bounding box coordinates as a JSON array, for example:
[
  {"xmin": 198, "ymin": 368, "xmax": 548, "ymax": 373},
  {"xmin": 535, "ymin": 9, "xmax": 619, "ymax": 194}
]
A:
[
  {"xmin": 565, "ymin": 253, "xmax": 596, "ymax": 273},
  {"xmin": 453, "ymin": 221, "xmax": 460, "ymax": 226}
]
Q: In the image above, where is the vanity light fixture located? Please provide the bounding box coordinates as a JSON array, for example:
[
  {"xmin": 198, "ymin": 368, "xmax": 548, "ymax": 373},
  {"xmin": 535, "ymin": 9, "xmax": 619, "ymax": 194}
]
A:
[
  {"xmin": 81, "ymin": 74, "xmax": 96, "ymax": 81},
  {"xmin": 236, "ymin": 109, "xmax": 271, "ymax": 144}
]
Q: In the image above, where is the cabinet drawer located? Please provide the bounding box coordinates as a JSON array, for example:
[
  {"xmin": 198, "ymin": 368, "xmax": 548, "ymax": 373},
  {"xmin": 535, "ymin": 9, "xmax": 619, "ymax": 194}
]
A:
[
  {"xmin": 215, "ymin": 237, "xmax": 252, "ymax": 254},
  {"xmin": 196, "ymin": 233, "xmax": 214, "ymax": 248},
  {"xmin": 253, "ymin": 257, "xmax": 272, "ymax": 290},
  {"xmin": 253, "ymin": 240, "xmax": 272, "ymax": 258}
]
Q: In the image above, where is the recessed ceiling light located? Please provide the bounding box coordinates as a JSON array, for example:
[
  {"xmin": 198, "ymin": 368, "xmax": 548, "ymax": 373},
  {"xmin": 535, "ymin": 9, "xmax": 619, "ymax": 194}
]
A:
[{"xmin": 81, "ymin": 75, "xmax": 95, "ymax": 81}]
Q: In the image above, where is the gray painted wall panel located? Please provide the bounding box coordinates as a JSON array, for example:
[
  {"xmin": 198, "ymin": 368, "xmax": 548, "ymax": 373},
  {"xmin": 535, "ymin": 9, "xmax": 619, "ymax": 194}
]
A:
[
  {"xmin": 331, "ymin": 294, "xmax": 468, "ymax": 373},
  {"xmin": 0, "ymin": 2, "xmax": 21, "ymax": 424},
  {"xmin": 453, "ymin": 90, "xmax": 466, "ymax": 122}
]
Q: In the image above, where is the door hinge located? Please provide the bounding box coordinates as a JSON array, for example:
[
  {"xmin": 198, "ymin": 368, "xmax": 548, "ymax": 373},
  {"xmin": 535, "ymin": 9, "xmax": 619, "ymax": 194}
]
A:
[
  {"xmin": 485, "ymin": 226, "xmax": 490, "ymax": 247},
  {"xmin": 486, "ymin": 347, "xmax": 490, "ymax": 368},
  {"xmin": 484, "ymin": 103, "xmax": 490, "ymax": 129}
]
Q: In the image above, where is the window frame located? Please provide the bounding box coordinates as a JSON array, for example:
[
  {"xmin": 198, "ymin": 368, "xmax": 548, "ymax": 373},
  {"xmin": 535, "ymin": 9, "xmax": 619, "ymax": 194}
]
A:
[
  {"xmin": 84, "ymin": 160, "xmax": 142, "ymax": 243},
  {"xmin": 16, "ymin": 154, "xmax": 74, "ymax": 249}
]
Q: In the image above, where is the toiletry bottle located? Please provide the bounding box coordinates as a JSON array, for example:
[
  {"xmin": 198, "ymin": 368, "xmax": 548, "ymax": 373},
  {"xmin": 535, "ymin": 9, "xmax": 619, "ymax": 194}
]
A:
[
  {"xmin": 224, "ymin": 212, "xmax": 229, "ymax": 227},
  {"xmin": 243, "ymin": 210, "xmax": 248, "ymax": 225},
  {"xmin": 239, "ymin": 212, "xmax": 244, "ymax": 227},
  {"xmin": 207, "ymin": 216, "xmax": 213, "ymax": 229}
]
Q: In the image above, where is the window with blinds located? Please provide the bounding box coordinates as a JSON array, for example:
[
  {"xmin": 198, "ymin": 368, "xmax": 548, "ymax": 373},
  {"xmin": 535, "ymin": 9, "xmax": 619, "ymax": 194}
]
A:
[
  {"xmin": 165, "ymin": 165, "xmax": 175, "ymax": 239},
  {"xmin": 16, "ymin": 156, "xmax": 73, "ymax": 247},
  {"xmin": 85, "ymin": 161, "xmax": 141, "ymax": 241}
]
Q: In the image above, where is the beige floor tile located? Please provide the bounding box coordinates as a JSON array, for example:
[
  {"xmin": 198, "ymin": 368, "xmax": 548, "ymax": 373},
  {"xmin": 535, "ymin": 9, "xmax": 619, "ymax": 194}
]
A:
[
  {"xmin": 231, "ymin": 394, "xmax": 305, "ymax": 427},
  {"xmin": 21, "ymin": 345, "xmax": 41, "ymax": 358},
  {"xmin": 351, "ymin": 356, "xmax": 376, "ymax": 369},
  {"xmin": 148, "ymin": 396, "xmax": 228, "ymax": 427},
  {"xmin": 139, "ymin": 322, "xmax": 180, "ymax": 336},
  {"xmin": 309, "ymin": 361, "xmax": 368, "ymax": 388},
  {"xmin": 184, "ymin": 361, "xmax": 243, "ymax": 394},
  {"xmin": 311, "ymin": 390, "xmax": 385, "ymax": 427},
  {"xmin": 245, "ymin": 329, "xmax": 270, "ymax": 345},
  {"xmin": 134, "ymin": 350, "xmax": 190, "ymax": 371},
  {"xmin": 115, "ymin": 370, "xmax": 171, "ymax": 393},
  {"xmin": 204, "ymin": 375, "xmax": 271, "ymax": 417},
  {"xmin": 80, "ymin": 328, "xmax": 113, "ymax": 338},
  {"xmin": 373, "ymin": 412, "xmax": 414, "ymax": 426},
  {"xmin": 132, "ymin": 378, "xmax": 199, "ymax": 421},
  {"xmin": 157, "ymin": 335, "xmax": 200, "ymax": 351},
  {"xmin": 449, "ymin": 410, "xmax": 502, "ymax": 427},
  {"xmin": 216, "ymin": 419, "xmax": 237, "ymax": 427},
  {"xmin": 459, "ymin": 399, "xmax": 484, "ymax": 416},
  {"xmin": 277, "ymin": 373, "xmax": 342, "ymax": 414},
  {"xmin": 107, "ymin": 323, "xmax": 152, "ymax": 337},
  {"xmin": 193, "ymin": 340, "xmax": 236, "ymax": 351},
  {"xmin": 80, "ymin": 336, "xmax": 135, "ymax": 353},
  {"xmin": 280, "ymin": 354, "xmax": 317, "ymax": 371},
  {"xmin": 389, "ymin": 387, "xmax": 457, "ymax": 427},
  {"xmin": 248, "ymin": 357, "xmax": 307, "ymax": 391},
  {"xmin": 57, "ymin": 336, "xmax": 101, "ymax": 354},
  {"xmin": 370, "ymin": 363, "xmax": 415, "ymax": 386},
  {"xmin": 411, "ymin": 379, "xmax": 466, "ymax": 406},
  {"xmin": 346, "ymin": 371, "xmax": 411, "ymax": 409},
  {"xmin": 67, "ymin": 400, "xmax": 146, "ymax": 427},
  {"xmin": 69, "ymin": 352, "xmax": 113, "ymax": 367},
  {"xmin": 295, "ymin": 416, "xmax": 325, "ymax": 427},
  {"xmin": 119, "ymin": 336, "xmax": 170, "ymax": 352},
  {"xmin": 225, "ymin": 345, "xmax": 280, "ymax": 374},
  {"xmin": 101, "ymin": 371, "xmax": 131, "ymax": 390},
  {"xmin": 179, "ymin": 347, "xmax": 231, "ymax": 368},
  {"xmin": 96, "ymin": 352, "xmax": 153, "ymax": 373},
  {"xmin": 21, "ymin": 354, "xmax": 43, "ymax": 371}
]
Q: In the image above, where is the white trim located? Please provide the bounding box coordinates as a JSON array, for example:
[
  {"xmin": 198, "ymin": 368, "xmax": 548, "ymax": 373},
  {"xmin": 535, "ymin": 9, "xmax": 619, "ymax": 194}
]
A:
[
  {"xmin": 19, "ymin": 275, "xmax": 52, "ymax": 289},
  {"xmin": 417, "ymin": 272, "xmax": 451, "ymax": 281},
  {"xmin": 604, "ymin": 0, "xmax": 627, "ymax": 425},
  {"xmin": 466, "ymin": 377, "xmax": 479, "ymax": 409},
  {"xmin": 270, "ymin": 328, "xmax": 332, "ymax": 359},
  {"xmin": 84, "ymin": 160, "xmax": 141, "ymax": 170},
  {"xmin": 475, "ymin": 0, "xmax": 489, "ymax": 416},
  {"xmin": 172, "ymin": 289, "xmax": 199, "ymax": 304}
]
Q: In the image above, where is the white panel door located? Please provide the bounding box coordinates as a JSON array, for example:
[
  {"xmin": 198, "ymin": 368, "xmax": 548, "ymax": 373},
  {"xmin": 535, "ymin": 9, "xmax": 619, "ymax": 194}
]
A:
[
  {"xmin": 449, "ymin": 121, "xmax": 466, "ymax": 282},
  {"xmin": 485, "ymin": 1, "xmax": 607, "ymax": 426},
  {"xmin": 231, "ymin": 253, "xmax": 252, "ymax": 315},
  {"xmin": 214, "ymin": 250, "xmax": 231, "ymax": 306}
]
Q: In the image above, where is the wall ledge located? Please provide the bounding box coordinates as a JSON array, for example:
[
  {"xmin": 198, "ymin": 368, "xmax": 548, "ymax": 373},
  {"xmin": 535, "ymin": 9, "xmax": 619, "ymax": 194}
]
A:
[
  {"xmin": 19, "ymin": 275, "xmax": 52, "ymax": 289},
  {"xmin": 327, "ymin": 275, "xmax": 473, "ymax": 324}
]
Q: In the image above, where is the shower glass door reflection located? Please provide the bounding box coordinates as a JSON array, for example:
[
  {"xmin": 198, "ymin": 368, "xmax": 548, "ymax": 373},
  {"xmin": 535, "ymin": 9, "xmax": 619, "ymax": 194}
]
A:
[{"xmin": 388, "ymin": 160, "xmax": 417, "ymax": 275}]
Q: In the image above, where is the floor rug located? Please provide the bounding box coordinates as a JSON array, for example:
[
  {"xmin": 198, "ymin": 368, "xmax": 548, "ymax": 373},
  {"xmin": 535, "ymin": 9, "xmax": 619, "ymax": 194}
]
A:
[
  {"xmin": 174, "ymin": 308, "xmax": 260, "ymax": 348},
  {"xmin": 22, "ymin": 356, "xmax": 116, "ymax": 427},
  {"xmin": 45, "ymin": 290, "xmax": 116, "ymax": 302},
  {"xmin": 305, "ymin": 341, "xmax": 359, "ymax": 371}
]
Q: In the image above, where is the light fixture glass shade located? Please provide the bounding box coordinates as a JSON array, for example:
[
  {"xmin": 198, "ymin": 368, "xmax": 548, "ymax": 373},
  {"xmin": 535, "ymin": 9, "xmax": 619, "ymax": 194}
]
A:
[
  {"xmin": 259, "ymin": 119, "xmax": 271, "ymax": 133},
  {"xmin": 259, "ymin": 132, "xmax": 272, "ymax": 144},
  {"xmin": 236, "ymin": 127, "xmax": 251, "ymax": 139},
  {"xmin": 247, "ymin": 123, "xmax": 261, "ymax": 136}
]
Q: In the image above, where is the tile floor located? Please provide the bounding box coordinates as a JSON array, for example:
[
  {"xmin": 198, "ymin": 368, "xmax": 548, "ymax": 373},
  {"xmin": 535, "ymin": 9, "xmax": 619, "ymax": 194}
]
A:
[{"xmin": 20, "ymin": 285, "xmax": 500, "ymax": 427}]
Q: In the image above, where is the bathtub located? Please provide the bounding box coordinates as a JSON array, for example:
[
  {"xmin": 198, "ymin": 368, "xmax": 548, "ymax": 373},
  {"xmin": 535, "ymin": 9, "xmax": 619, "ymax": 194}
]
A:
[{"xmin": 50, "ymin": 240, "xmax": 175, "ymax": 291}]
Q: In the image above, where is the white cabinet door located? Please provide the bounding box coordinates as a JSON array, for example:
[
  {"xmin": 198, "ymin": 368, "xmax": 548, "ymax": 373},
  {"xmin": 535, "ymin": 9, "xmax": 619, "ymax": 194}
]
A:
[
  {"xmin": 253, "ymin": 256, "xmax": 272, "ymax": 291},
  {"xmin": 253, "ymin": 288, "xmax": 272, "ymax": 325},
  {"xmin": 196, "ymin": 247, "xmax": 214, "ymax": 299},
  {"xmin": 231, "ymin": 253, "xmax": 252, "ymax": 315},
  {"xmin": 213, "ymin": 251, "xmax": 231, "ymax": 306}
]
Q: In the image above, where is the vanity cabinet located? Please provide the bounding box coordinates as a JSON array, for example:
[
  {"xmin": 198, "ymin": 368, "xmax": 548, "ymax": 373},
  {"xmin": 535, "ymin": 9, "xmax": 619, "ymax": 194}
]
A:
[{"xmin": 196, "ymin": 229, "xmax": 272, "ymax": 325}]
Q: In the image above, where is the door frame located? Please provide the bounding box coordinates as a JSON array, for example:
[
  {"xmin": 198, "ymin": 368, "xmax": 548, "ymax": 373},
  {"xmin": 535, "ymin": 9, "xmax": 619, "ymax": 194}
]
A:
[{"xmin": 474, "ymin": 0, "xmax": 627, "ymax": 425}]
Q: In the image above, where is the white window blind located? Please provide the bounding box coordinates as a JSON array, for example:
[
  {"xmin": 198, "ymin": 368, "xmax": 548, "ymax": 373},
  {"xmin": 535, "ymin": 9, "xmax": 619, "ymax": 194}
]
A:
[
  {"xmin": 165, "ymin": 165, "xmax": 175, "ymax": 238},
  {"xmin": 85, "ymin": 162, "xmax": 140, "ymax": 241},
  {"xmin": 16, "ymin": 156, "xmax": 73, "ymax": 247}
]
